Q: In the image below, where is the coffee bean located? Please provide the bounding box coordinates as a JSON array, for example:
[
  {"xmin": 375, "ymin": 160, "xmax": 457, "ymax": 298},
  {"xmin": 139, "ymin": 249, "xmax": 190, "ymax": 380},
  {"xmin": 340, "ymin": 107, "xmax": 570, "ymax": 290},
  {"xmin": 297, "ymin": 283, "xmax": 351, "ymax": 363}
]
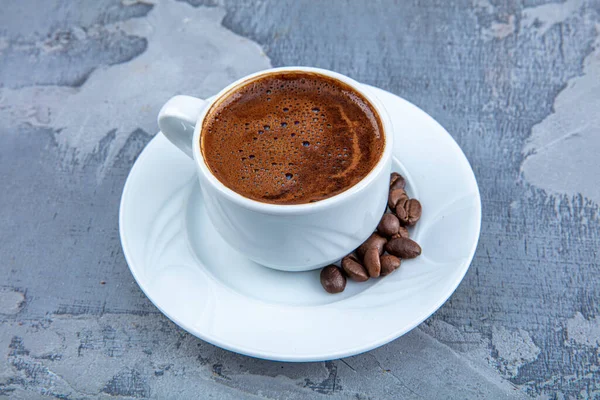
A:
[
  {"xmin": 363, "ymin": 248, "xmax": 381, "ymax": 278},
  {"xmin": 404, "ymin": 199, "xmax": 422, "ymax": 226},
  {"xmin": 393, "ymin": 226, "xmax": 409, "ymax": 239},
  {"xmin": 395, "ymin": 202, "xmax": 409, "ymax": 225},
  {"xmin": 385, "ymin": 237, "xmax": 422, "ymax": 259},
  {"xmin": 377, "ymin": 213, "xmax": 400, "ymax": 237},
  {"xmin": 341, "ymin": 255, "xmax": 369, "ymax": 282},
  {"xmin": 390, "ymin": 174, "xmax": 406, "ymax": 190},
  {"xmin": 390, "ymin": 172, "xmax": 404, "ymax": 187},
  {"xmin": 388, "ymin": 189, "xmax": 408, "ymax": 210},
  {"xmin": 356, "ymin": 233, "xmax": 387, "ymax": 259},
  {"xmin": 320, "ymin": 265, "xmax": 346, "ymax": 293},
  {"xmin": 380, "ymin": 254, "xmax": 401, "ymax": 276}
]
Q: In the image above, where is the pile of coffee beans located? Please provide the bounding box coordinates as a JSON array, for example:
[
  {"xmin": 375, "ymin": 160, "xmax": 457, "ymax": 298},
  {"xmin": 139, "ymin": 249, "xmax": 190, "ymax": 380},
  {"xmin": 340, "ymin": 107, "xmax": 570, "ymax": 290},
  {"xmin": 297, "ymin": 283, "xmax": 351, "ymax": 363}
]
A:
[{"xmin": 320, "ymin": 172, "xmax": 423, "ymax": 293}]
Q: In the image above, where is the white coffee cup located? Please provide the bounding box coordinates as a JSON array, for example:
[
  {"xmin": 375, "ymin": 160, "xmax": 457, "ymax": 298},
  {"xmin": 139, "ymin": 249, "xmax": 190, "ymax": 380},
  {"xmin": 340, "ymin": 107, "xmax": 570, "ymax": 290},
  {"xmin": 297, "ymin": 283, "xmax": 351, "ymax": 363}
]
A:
[{"xmin": 158, "ymin": 67, "xmax": 393, "ymax": 271}]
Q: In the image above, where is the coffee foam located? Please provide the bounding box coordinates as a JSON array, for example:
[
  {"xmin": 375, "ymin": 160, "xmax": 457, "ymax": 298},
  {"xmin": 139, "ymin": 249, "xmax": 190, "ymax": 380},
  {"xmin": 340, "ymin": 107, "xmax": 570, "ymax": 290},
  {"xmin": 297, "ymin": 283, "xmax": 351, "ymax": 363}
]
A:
[{"xmin": 201, "ymin": 72, "xmax": 384, "ymax": 204}]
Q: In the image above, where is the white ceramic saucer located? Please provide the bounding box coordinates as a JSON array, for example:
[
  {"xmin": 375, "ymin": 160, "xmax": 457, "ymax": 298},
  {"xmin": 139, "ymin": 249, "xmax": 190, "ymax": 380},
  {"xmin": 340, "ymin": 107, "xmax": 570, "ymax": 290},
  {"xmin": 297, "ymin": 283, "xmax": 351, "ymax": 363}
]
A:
[{"xmin": 119, "ymin": 85, "xmax": 481, "ymax": 362}]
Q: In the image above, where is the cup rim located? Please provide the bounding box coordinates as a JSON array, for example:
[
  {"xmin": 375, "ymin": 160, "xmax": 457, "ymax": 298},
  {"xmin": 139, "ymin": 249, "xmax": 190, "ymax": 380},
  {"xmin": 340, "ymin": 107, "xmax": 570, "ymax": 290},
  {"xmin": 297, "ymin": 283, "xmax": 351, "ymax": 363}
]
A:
[{"xmin": 192, "ymin": 66, "xmax": 393, "ymax": 215}]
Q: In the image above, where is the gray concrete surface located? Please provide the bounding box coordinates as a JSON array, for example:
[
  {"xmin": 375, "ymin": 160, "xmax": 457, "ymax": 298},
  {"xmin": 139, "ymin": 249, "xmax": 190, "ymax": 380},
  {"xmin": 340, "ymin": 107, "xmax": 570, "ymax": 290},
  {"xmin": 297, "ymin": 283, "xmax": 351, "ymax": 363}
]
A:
[{"xmin": 1, "ymin": 0, "xmax": 599, "ymax": 398}]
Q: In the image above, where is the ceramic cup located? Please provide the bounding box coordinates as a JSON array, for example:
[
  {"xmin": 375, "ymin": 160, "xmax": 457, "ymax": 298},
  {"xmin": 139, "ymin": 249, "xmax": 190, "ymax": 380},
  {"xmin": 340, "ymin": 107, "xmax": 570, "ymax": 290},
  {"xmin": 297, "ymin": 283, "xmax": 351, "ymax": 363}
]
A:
[{"xmin": 158, "ymin": 67, "xmax": 393, "ymax": 271}]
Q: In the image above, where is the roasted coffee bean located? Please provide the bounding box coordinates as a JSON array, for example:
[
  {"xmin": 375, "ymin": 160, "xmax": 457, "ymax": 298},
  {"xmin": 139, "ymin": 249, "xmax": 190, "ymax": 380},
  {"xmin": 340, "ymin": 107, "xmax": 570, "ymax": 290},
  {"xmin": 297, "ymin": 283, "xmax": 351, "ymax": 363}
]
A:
[
  {"xmin": 356, "ymin": 233, "xmax": 387, "ymax": 259},
  {"xmin": 390, "ymin": 174, "xmax": 406, "ymax": 190},
  {"xmin": 380, "ymin": 254, "xmax": 401, "ymax": 276},
  {"xmin": 377, "ymin": 213, "xmax": 400, "ymax": 237},
  {"xmin": 363, "ymin": 248, "xmax": 381, "ymax": 278},
  {"xmin": 390, "ymin": 172, "xmax": 404, "ymax": 187},
  {"xmin": 388, "ymin": 189, "xmax": 408, "ymax": 210},
  {"xmin": 341, "ymin": 255, "xmax": 369, "ymax": 282},
  {"xmin": 395, "ymin": 203, "xmax": 409, "ymax": 225},
  {"xmin": 404, "ymin": 199, "xmax": 422, "ymax": 226},
  {"xmin": 385, "ymin": 237, "xmax": 422, "ymax": 259},
  {"xmin": 320, "ymin": 265, "xmax": 346, "ymax": 293},
  {"xmin": 395, "ymin": 226, "xmax": 409, "ymax": 238}
]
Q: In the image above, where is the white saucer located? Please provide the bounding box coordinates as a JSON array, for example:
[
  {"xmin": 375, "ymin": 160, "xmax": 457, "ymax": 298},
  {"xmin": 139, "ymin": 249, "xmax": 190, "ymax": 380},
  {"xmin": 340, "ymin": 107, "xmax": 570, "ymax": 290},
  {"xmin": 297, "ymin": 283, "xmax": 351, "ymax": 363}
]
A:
[{"xmin": 119, "ymin": 85, "xmax": 481, "ymax": 362}]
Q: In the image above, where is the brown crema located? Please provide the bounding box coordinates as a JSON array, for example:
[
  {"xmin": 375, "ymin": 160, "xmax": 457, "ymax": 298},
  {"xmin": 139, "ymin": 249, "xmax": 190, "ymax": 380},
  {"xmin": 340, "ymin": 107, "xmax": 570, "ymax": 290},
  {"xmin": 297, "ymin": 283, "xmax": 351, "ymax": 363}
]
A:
[{"xmin": 201, "ymin": 71, "xmax": 385, "ymax": 205}]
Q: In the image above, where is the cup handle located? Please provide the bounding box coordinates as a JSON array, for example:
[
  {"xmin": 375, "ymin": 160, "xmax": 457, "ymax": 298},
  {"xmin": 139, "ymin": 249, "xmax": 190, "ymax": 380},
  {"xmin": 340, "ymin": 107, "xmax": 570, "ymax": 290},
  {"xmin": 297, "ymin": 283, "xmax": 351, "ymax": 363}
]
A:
[{"xmin": 158, "ymin": 95, "xmax": 207, "ymax": 159}]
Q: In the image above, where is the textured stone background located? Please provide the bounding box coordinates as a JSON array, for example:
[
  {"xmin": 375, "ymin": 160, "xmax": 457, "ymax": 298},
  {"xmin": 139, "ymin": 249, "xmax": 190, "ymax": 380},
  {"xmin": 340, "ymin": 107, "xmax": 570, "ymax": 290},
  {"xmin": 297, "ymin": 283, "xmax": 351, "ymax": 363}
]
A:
[{"xmin": 1, "ymin": 0, "xmax": 599, "ymax": 398}]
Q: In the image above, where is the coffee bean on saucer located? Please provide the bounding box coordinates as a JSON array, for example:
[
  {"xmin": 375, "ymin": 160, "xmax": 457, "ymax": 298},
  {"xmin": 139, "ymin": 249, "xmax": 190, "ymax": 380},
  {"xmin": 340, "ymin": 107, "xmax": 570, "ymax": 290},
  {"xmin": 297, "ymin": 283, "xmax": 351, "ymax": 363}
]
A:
[
  {"xmin": 390, "ymin": 172, "xmax": 403, "ymax": 186},
  {"xmin": 388, "ymin": 189, "xmax": 408, "ymax": 210},
  {"xmin": 320, "ymin": 265, "xmax": 346, "ymax": 293},
  {"xmin": 390, "ymin": 173, "xmax": 406, "ymax": 190},
  {"xmin": 357, "ymin": 233, "xmax": 387, "ymax": 259},
  {"xmin": 363, "ymin": 248, "xmax": 381, "ymax": 278},
  {"xmin": 395, "ymin": 202, "xmax": 409, "ymax": 225},
  {"xmin": 404, "ymin": 199, "xmax": 422, "ymax": 226},
  {"xmin": 377, "ymin": 213, "xmax": 400, "ymax": 237},
  {"xmin": 392, "ymin": 225, "xmax": 410, "ymax": 239},
  {"xmin": 380, "ymin": 254, "xmax": 401, "ymax": 276},
  {"xmin": 341, "ymin": 255, "xmax": 369, "ymax": 282},
  {"xmin": 385, "ymin": 237, "xmax": 422, "ymax": 259}
]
